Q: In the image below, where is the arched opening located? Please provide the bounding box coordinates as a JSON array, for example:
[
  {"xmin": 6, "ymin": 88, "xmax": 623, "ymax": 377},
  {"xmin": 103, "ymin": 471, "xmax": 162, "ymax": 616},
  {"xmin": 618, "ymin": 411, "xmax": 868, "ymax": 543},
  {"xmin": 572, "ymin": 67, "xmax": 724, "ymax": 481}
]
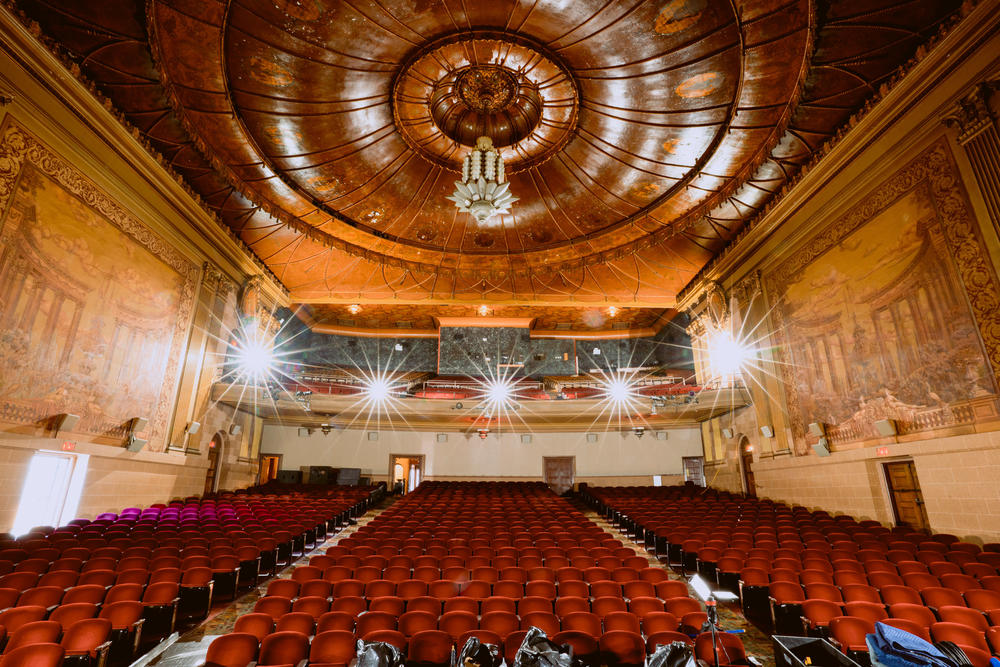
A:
[
  {"xmin": 205, "ymin": 433, "xmax": 225, "ymax": 494},
  {"xmin": 738, "ymin": 436, "xmax": 756, "ymax": 498}
]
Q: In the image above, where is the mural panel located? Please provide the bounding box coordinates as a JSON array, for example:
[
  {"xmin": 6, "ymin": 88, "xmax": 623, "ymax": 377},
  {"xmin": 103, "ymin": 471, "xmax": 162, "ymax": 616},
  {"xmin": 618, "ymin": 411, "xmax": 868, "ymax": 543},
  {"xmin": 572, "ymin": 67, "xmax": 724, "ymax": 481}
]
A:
[
  {"xmin": 768, "ymin": 140, "xmax": 1000, "ymax": 452},
  {"xmin": 0, "ymin": 120, "xmax": 197, "ymax": 450}
]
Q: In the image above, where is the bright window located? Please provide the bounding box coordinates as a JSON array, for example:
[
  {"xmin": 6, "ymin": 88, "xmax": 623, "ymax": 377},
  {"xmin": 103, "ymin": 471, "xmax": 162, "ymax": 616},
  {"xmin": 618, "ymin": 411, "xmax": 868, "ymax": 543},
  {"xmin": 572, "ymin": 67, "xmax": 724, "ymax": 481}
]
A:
[{"xmin": 12, "ymin": 451, "xmax": 89, "ymax": 536}]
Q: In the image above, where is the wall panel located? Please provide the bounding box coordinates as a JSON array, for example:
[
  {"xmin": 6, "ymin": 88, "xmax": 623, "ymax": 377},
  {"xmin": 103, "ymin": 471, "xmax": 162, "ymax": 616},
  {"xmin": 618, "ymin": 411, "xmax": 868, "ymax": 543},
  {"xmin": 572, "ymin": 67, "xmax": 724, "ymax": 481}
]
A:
[{"xmin": 261, "ymin": 426, "xmax": 702, "ymax": 485}]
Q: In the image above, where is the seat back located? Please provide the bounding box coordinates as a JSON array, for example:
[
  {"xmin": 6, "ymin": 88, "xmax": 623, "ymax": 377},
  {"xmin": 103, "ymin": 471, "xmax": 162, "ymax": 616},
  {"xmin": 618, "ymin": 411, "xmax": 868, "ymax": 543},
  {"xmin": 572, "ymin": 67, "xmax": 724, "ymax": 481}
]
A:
[
  {"xmin": 310, "ymin": 630, "xmax": 359, "ymax": 665},
  {"xmin": 407, "ymin": 630, "xmax": 454, "ymax": 666},
  {"xmin": 205, "ymin": 632, "xmax": 260, "ymax": 667},
  {"xmin": 60, "ymin": 618, "xmax": 112, "ymax": 655},
  {"xmin": 259, "ymin": 630, "xmax": 310, "ymax": 665},
  {"xmin": 0, "ymin": 642, "xmax": 65, "ymax": 667}
]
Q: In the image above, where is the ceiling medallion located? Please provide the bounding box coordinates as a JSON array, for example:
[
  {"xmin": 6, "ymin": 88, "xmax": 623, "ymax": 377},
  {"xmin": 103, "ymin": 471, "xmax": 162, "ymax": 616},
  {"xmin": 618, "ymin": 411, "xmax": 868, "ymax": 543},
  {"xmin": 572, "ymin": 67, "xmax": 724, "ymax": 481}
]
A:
[
  {"xmin": 456, "ymin": 67, "xmax": 519, "ymax": 114},
  {"xmin": 447, "ymin": 136, "xmax": 517, "ymax": 224},
  {"xmin": 392, "ymin": 32, "xmax": 579, "ymax": 174}
]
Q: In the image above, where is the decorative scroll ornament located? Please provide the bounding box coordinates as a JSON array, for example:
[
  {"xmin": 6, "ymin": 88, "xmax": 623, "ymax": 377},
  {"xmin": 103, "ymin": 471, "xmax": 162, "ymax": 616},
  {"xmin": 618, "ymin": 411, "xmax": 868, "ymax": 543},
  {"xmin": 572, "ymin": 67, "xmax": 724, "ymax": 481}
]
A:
[{"xmin": 447, "ymin": 136, "xmax": 518, "ymax": 223}]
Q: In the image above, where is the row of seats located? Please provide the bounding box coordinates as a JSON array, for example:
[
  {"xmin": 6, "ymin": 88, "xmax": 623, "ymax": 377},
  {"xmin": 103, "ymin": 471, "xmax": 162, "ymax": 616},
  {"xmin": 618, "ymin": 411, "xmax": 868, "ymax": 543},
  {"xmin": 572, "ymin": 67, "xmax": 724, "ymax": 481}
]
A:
[
  {"xmin": 264, "ymin": 578, "xmax": 688, "ymax": 604},
  {"xmin": 584, "ymin": 484, "xmax": 1000, "ymax": 667},
  {"xmin": 204, "ymin": 481, "xmax": 744, "ymax": 666},
  {"xmin": 246, "ymin": 601, "xmax": 692, "ymax": 637},
  {"xmin": 205, "ymin": 627, "xmax": 749, "ymax": 667},
  {"xmin": 0, "ymin": 485, "xmax": 377, "ymax": 666}
]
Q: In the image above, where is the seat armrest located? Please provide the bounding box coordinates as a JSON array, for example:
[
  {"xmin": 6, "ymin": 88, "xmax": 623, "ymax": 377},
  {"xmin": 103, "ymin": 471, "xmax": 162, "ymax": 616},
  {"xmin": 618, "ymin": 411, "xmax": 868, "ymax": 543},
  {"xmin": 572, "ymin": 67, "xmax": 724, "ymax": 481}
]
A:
[{"xmin": 93, "ymin": 639, "xmax": 113, "ymax": 667}]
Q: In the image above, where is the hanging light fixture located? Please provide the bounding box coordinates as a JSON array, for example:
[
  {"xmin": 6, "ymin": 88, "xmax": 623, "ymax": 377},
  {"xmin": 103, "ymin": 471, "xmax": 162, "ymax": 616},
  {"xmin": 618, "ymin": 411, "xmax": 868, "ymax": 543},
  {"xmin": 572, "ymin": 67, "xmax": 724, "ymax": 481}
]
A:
[{"xmin": 447, "ymin": 136, "xmax": 518, "ymax": 223}]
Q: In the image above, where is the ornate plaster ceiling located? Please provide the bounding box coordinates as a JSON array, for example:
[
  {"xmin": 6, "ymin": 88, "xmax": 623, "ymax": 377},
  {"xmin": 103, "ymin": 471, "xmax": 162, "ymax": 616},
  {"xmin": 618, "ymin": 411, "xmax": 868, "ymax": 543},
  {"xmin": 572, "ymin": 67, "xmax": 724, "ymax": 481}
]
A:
[{"xmin": 11, "ymin": 0, "xmax": 962, "ymax": 325}]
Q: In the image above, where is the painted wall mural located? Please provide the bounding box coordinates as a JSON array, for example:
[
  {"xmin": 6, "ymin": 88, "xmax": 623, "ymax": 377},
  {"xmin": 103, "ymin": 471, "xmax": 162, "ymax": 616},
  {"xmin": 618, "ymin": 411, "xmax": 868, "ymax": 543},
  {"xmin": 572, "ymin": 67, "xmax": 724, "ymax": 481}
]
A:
[
  {"xmin": 0, "ymin": 119, "xmax": 197, "ymax": 450},
  {"xmin": 768, "ymin": 140, "xmax": 1000, "ymax": 452}
]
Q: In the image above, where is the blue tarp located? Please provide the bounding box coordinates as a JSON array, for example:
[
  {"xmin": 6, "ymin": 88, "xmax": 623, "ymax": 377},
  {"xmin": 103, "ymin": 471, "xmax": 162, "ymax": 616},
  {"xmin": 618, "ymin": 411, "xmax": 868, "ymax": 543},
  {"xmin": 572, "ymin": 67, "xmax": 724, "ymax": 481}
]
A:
[{"xmin": 866, "ymin": 622, "xmax": 953, "ymax": 667}]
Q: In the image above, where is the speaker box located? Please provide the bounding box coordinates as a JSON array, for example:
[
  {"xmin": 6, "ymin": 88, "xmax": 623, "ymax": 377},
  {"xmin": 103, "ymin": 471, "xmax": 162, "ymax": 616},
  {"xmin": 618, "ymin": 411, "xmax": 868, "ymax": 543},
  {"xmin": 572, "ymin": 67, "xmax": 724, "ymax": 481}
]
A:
[
  {"xmin": 808, "ymin": 422, "xmax": 825, "ymax": 437},
  {"xmin": 520, "ymin": 434, "xmax": 532, "ymax": 444},
  {"xmin": 436, "ymin": 433, "xmax": 448, "ymax": 443},
  {"xmin": 874, "ymin": 419, "xmax": 897, "ymax": 436},
  {"xmin": 56, "ymin": 413, "xmax": 80, "ymax": 433},
  {"xmin": 186, "ymin": 421, "xmax": 201, "ymax": 434},
  {"xmin": 228, "ymin": 424, "xmax": 242, "ymax": 436},
  {"xmin": 586, "ymin": 433, "xmax": 598, "ymax": 443},
  {"xmin": 126, "ymin": 436, "xmax": 147, "ymax": 453},
  {"xmin": 813, "ymin": 438, "xmax": 830, "ymax": 457},
  {"xmin": 367, "ymin": 432, "xmax": 379, "ymax": 441},
  {"xmin": 130, "ymin": 417, "xmax": 148, "ymax": 433},
  {"xmin": 760, "ymin": 425, "xmax": 774, "ymax": 438},
  {"xmin": 721, "ymin": 428, "xmax": 734, "ymax": 438},
  {"xmin": 297, "ymin": 427, "xmax": 311, "ymax": 438},
  {"xmin": 656, "ymin": 431, "xmax": 668, "ymax": 441}
]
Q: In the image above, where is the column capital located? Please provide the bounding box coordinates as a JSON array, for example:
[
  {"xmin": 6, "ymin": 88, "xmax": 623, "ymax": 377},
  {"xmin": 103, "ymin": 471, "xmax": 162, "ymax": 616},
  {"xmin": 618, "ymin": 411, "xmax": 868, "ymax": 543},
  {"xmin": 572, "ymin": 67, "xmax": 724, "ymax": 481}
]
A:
[{"xmin": 943, "ymin": 81, "xmax": 998, "ymax": 145}]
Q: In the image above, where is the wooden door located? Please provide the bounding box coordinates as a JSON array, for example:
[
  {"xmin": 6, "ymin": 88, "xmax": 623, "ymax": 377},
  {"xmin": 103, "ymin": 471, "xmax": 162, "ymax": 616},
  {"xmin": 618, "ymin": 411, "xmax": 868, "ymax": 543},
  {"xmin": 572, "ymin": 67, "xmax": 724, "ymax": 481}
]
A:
[
  {"xmin": 884, "ymin": 460, "xmax": 930, "ymax": 531},
  {"xmin": 543, "ymin": 456, "xmax": 575, "ymax": 495},
  {"xmin": 258, "ymin": 454, "xmax": 280, "ymax": 484},
  {"xmin": 204, "ymin": 439, "xmax": 220, "ymax": 494},
  {"xmin": 741, "ymin": 449, "xmax": 757, "ymax": 498}
]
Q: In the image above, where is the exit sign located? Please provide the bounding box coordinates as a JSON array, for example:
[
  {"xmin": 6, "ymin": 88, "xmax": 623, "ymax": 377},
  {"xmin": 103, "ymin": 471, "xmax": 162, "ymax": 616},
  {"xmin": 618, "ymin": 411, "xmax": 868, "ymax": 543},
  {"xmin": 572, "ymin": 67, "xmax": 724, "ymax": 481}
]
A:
[
  {"xmin": 61, "ymin": 441, "xmax": 76, "ymax": 451},
  {"xmin": 876, "ymin": 446, "xmax": 889, "ymax": 456}
]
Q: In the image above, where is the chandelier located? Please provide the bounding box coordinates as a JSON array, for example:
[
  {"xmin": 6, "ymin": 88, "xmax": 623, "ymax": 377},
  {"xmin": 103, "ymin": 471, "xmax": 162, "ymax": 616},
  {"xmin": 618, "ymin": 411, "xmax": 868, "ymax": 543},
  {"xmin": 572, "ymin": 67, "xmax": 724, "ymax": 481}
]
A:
[{"xmin": 447, "ymin": 136, "xmax": 518, "ymax": 223}]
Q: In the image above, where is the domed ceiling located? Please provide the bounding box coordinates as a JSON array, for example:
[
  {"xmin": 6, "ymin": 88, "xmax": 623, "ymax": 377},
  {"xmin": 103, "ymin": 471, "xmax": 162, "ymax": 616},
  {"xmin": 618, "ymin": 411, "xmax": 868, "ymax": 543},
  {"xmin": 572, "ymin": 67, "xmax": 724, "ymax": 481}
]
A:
[{"xmin": 13, "ymin": 0, "xmax": 961, "ymax": 332}]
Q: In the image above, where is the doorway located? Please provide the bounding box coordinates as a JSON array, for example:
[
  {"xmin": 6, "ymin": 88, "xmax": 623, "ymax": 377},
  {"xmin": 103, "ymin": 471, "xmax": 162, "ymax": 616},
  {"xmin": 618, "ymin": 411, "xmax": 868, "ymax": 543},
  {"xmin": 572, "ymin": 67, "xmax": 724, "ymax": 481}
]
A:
[
  {"xmin": 884, "ymin": 460, "xmax": 930, "ymax": 531},
  {"xmin": 739, "ymin": 437, "xmax": 757, "ymax": 498},
  {"xmin": 543, "ymin": 456, "xmax": 575, "ymax": 495},
  {"xmin": 390, "ymin": 454, "xmax": 424, "ymax": 495},
  {"xmin": 205, "ymin": 434, "xmax": 224, "ymax": 494},
  {"xmin": 12, "ymin": 451, "xmax": 89, "ymax": 536},
  {"xmin": 258, "ymin": 453, "xmax": 282, "ymax": 484},
  {"xmin": 682, "ymin": 456, "xmax": 706, "ymax": 486}
]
